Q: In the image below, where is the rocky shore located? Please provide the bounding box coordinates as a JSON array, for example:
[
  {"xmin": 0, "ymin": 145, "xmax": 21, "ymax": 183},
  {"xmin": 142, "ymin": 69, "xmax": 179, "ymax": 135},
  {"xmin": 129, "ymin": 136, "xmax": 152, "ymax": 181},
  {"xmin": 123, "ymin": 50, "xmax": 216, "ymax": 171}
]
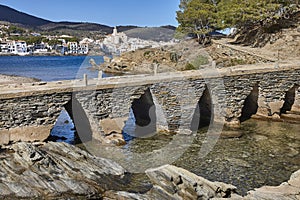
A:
[
  {"xmin": 0, "ymin": 141, "xmax": 299, "ymax": 199},
  {"xmin": 90, "ymin": 40, "xmax": 211, "ymax": 75},
  {"xmin": 0, "ymin": 74, "xmax": 39, "ymax": 85},
  {"xmin": 90, "ymin": 23, "xmax": 300, "ymax": 76}
]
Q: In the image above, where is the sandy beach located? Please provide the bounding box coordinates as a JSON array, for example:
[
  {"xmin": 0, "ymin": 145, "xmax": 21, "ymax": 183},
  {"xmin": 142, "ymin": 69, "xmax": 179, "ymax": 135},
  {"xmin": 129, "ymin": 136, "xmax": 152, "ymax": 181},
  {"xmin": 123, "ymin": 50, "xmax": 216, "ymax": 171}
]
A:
[{"xmin": 0, "ymin": 74, "xmax": 39, "ymax": 85}]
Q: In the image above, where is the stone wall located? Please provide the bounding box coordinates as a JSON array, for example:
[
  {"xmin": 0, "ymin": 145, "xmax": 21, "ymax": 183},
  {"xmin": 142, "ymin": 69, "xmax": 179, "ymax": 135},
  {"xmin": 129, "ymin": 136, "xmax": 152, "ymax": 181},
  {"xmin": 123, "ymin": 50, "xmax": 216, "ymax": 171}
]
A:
[
  {"xmin": 222, "ymin": 69, "xmax": 300, "ymax": 125},
  {"xmin": 151, "ymin": 79, "xmax": 206, "ymax": 133},
  {"xmin": 0, "ymin": 64, "xmax": 300, "ymax": 144},
  {"xmin": 73, "ymin": 86, "xmax": 150, "ymax": 144},
  {"xmin": 0, "ymin": 93, "xmax": 71, "ymax": 144}
]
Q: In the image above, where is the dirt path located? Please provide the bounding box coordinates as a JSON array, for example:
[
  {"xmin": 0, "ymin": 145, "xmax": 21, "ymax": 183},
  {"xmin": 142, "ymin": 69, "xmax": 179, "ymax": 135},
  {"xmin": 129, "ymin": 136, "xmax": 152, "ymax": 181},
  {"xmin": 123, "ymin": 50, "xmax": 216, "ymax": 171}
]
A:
[{"xmin": 215, "ymin": 26, "xmax": 300, "ymax": 63}]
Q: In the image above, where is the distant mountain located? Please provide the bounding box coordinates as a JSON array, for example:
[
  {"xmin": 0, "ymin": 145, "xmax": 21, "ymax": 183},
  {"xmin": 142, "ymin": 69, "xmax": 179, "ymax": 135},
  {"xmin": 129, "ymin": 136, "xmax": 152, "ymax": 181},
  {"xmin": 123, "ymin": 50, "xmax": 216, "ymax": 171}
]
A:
[
  {"xmin": 160, "ymin": 25, "xmax": 177, "ymax": 30},
  {"xmin": 0, "ymin": 4, "xmax": 51, "ymax": 27},
  {"xmin": 0, "ymin": 4, "xmax": 176, "ymax": 39},
  {"xmin": 0, "ymin": 4, "xmax": 132, "ymax": 34},
  {"xmin": 39, "ymin": 21, "xmax": 113, "ymax": 34},
  {"xmin": 124, "ymin": 27, "xmax": 176, "ymax": 41}
]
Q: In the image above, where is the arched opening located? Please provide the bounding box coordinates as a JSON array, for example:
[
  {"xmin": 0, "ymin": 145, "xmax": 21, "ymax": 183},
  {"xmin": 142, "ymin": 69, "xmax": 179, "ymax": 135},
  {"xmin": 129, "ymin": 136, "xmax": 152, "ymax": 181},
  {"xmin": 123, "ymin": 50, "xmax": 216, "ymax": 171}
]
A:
[
  {"xmin": 64, "ymin": 97, "xmax": 93, "ymax": 144},
  {"xmin": 123, "ymin": 88, "xmax": 156, "ymax": 139},
  {"xmin": 191, "ymin": 86, "xmax": 212, "ymax": 130},
  {"xmin": 240, "ymin": 84, "xmax": 259, "ymax": 122},
  {"xmin": 49, "ymin": 109, "xmax": 75, "ymax": 144},
  {"xmin": 280, "ymin": 85, "xmax": 298, "ymax": 114}
]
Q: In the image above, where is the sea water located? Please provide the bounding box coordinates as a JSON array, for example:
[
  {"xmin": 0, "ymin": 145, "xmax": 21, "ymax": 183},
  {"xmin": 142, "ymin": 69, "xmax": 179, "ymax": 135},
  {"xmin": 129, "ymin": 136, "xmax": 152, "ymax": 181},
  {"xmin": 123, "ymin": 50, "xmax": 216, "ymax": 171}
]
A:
[{"xmin": 0, "ymin": 55, "xmax": 104, "ymax": 81}]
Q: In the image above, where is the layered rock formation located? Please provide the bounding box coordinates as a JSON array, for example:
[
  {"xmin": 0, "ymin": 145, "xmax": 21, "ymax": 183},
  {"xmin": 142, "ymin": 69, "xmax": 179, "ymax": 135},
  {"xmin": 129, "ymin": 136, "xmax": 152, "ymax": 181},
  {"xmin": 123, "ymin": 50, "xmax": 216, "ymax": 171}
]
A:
[
  {"xmin": 0, "ymin": 142, "xmax": 126, "ymax": 199},
  {"xmin": 104, "ymin": 165, "xmax": 300, "ymax": 200},
  {"xmin": 0, "ymin": 142, "xmax": 299, "ymax": 199}
]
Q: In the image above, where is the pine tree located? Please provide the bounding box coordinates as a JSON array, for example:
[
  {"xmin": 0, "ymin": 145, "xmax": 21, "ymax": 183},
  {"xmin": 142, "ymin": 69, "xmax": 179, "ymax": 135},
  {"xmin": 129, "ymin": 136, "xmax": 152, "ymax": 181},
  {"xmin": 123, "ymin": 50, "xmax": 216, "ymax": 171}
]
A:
[
  {"xmin": 176, "ymin": 0, "xmax": 299, "ymax": 45},
  {"xmin": 176, "ymin": 0, "xmax": 218, "ymax": 44}
]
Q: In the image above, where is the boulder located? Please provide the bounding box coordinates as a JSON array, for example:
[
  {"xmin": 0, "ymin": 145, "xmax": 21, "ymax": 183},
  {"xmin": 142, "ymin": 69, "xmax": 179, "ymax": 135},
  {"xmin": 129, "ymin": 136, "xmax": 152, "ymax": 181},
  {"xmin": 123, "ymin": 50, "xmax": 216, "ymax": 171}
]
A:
[
  {"xmin": 103, "ymin": 164, "xmax": 240, "ymax": 200},
  {"xmin": 99, "ymin": 117, "xmax": 127, "ymax": 145},
  {"xmin": 244, "ymin": 169, "xmax": 300, "ymax": 200},
  {"xmin": 0, "ymin": 142, "xmax": 127, "ymax": 199},
  {"xmin": 145, "ymin": 165, "xmax": 238, "ymax": 199}
]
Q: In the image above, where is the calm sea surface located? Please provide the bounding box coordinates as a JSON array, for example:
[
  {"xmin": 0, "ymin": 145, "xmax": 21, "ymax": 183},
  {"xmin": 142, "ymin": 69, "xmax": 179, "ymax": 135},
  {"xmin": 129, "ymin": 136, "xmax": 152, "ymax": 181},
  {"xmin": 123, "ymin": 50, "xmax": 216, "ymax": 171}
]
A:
[{"xmin": 0, "ymin": 55, "xmax": 104, "ymax": 81}]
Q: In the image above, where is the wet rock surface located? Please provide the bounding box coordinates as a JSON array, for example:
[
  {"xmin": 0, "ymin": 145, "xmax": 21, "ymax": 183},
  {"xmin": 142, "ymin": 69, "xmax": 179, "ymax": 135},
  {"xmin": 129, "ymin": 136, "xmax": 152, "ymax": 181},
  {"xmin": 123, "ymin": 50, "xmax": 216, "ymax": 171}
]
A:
[
  {"xmin": 104, "ymin": 164, "xmax": 238, "ymax": 200},
  {"xmin": 145, "ymin": 164, "xmax": 238, "ymax": 199},
  {"xmin": 0, "ymin": 142, "xmax": 127, "ymax": 199},
  {"xmin": 104, "ymin": 165, "xmax": 300, "ymax": 200},
  {"xmin": 0, "ymin": 140, "xmax": 299, "ymax": 199},
  {"xmin": 244, "ymin": 169, "xmax": 300, "ymax": 200}
]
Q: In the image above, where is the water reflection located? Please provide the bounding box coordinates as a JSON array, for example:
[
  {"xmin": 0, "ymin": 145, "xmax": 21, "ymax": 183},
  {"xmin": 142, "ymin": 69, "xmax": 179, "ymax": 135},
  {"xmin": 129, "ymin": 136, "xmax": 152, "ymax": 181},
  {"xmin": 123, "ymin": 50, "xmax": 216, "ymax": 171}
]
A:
[
  {"xmin": 174, "ymin": 119, "xmax": 300, "ymax": 195},
  {"xmin": 79, "ymin": 119, "xmax": 300, "ymax": 195}
]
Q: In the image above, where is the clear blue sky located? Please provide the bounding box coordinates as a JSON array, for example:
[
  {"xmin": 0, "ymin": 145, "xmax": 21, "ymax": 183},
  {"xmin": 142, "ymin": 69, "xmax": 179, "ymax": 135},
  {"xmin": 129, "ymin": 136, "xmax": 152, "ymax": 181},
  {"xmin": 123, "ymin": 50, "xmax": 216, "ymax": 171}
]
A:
[{"xmin": 0, "ymin": 0, "xmax": 180, "ymax": 27}]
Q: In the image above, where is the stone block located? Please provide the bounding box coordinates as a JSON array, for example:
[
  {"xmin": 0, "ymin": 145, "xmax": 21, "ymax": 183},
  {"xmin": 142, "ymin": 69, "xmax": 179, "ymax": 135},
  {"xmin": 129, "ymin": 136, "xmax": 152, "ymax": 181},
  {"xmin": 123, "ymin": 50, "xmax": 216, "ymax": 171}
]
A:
[
  {"xmin": 9, "ymin": 125, "xmax": 52, "ymax": 142},
  {"xmin": 269, "ymin": 101, "xmax": 284, "ymax": 115},
  {"xmin": 0, "ymin": 129, "xmax": 10, "ymax": 145},
  {"xmin": 100, "ymin": 118, "xmax": 127, "ymax": 136}
]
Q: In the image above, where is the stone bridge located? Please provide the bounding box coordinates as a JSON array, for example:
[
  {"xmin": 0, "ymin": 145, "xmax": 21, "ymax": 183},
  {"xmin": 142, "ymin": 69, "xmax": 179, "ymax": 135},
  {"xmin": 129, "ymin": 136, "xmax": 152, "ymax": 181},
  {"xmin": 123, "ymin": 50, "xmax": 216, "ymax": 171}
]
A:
[{"xmin": 0, "ymin": 61, "xmax": 300, "ymax": 145}]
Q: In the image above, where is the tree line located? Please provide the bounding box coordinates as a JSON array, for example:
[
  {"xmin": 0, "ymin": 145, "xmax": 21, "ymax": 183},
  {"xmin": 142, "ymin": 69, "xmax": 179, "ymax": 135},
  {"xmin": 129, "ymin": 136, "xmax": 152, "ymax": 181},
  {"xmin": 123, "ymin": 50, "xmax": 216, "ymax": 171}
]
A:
[{"xmin": 176, "ymin": 0, "xmax": 299, "ymax": 44}]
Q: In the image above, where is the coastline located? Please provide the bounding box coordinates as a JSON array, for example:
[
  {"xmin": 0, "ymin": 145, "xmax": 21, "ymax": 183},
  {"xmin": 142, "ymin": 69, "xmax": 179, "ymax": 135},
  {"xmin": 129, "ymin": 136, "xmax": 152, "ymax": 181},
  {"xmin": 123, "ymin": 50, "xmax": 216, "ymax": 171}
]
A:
[
  {"xmin": 0, "ymin": 52, "xmax": 105, "ymax": 57},
  {"xmin": 0, "ymin": 73, "xmax": 40, "ymax": 85}
]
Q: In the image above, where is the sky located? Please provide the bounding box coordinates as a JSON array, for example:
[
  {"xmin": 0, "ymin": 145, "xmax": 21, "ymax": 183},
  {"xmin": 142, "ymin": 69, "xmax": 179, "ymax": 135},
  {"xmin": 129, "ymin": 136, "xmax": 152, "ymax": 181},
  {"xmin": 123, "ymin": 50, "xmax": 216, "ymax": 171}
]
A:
[{"xmin": 0, "ymin": 0, "xmax": 180, "ymax": 27}]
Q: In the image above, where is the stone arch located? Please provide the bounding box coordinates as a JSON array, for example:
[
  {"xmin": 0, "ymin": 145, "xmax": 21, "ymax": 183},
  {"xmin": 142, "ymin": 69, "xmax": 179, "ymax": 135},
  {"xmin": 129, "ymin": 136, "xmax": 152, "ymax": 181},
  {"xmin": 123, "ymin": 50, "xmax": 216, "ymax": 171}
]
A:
[
  {"xmin": 123, "ymin": 87, "xmax": 156, "ymax": 138},
  {"xmin": 280, "ymin": 84, "xmax": 299, "ymax": 114},
  {"xmin": 240, "ymin": 84, "xmax": 259, "ymax": 122},
  {"xmin": 191, "ymin": 85, "xmax": 212, "ymax": 130},
  {"xmin": 64, "ymin": 97, "xmax": 93, "ymax": 143}
]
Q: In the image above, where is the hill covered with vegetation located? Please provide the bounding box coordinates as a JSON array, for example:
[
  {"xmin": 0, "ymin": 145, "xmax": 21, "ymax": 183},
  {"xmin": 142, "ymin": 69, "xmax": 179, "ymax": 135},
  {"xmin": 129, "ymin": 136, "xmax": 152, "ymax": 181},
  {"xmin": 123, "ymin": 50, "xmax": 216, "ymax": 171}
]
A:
[
  {"xmin": 124, "ymin": 26, "xmax": 176, "ymax": 41},
  {"xmin": 0, "ymin": 4, "xmax": 139, "ymax": 36}
]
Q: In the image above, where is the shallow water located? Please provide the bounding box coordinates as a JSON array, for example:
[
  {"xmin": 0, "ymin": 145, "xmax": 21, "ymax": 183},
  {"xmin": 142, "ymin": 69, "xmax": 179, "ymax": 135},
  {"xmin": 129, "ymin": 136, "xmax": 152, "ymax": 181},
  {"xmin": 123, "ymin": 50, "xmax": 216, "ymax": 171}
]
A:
[
  {"xmin": 78, "ymin": 119, "xmax": 300, "ymax": 195},
  {"xmin": 174, "ymin": 120, "xmax": 300, "ymax": 194}
]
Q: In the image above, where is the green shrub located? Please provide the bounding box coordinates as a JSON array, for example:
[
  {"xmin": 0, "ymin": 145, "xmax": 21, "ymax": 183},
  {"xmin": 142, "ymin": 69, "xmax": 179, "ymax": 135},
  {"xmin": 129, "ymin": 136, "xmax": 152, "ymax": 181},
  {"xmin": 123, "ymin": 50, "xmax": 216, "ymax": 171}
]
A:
[
  {"xmin": 230, "ymin": 58, "xmax": 247, "ymax": 66},
  {"xmin": 184, "ymin": 63, "xmax": 197, "ymax": 70},
  {"xmin": 143, "ymin": 50, "xmax": 153, "ymax": 57},
  {"xmin": 192, "ymin": 55, "xmax": 209, "ymax": 67}
]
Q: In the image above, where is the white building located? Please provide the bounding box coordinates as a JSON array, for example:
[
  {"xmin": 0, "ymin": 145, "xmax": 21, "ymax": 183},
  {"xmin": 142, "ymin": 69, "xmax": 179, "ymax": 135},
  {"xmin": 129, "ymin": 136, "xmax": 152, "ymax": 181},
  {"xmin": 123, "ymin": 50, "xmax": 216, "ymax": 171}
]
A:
[
  {"xmin": 0, "ymin": 40, "xmax": 27, "ymax": 55},
  {"xmin": 0, "ymin": 41, "xmax": 9, "ymax": 53},
  {"xmin": 66, "ymin": 41, "xmax": 89, "ymax": 55},
  {"xmin": 99, "ymin": 27, "xmax": 177, "ymax": 54},
  {"xmin": 78, "ymin": 42, "xmax": 89, "ymax": 54},
  {"xmin": 15, "ymin": 40, "xmax": 27, "ymax": 53},
  {"xmin": 68, "ymin": 42, "xmax": 78, "ymax": 54}
]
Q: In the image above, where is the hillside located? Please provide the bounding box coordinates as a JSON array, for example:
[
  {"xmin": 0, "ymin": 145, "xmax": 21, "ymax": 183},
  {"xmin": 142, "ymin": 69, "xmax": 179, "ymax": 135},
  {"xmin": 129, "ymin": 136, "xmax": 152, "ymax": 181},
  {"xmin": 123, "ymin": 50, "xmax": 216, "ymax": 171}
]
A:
[
  {"xmin": 124, "ymin": 27, "xmax": 175, "ymax": 41},
  {"xmin": 0, "ymin": 4, "xmax": 139, "ymax": 35},
  {"xmin": 0, "ymin": 5, "xmax": 51, "ymax": 27}
]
